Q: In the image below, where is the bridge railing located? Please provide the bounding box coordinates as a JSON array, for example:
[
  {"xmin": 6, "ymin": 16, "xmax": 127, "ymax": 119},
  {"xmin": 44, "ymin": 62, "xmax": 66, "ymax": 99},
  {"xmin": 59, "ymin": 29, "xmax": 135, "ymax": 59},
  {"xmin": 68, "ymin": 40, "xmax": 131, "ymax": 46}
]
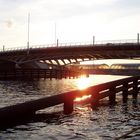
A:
[
  {"xmin": 0, "ymin": 39, "xmax": 138, "ymax": 52},
  {"xmin": 95, "ymin": 39, "xmax": 137, "ymax": 44}
]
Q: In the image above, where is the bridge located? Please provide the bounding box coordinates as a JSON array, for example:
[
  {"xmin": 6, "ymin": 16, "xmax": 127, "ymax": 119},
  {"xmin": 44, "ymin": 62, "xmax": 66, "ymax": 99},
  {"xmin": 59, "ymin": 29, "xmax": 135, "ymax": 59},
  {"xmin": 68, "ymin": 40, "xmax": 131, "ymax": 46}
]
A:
[
  {"xmin": 0, "ymin": 39, "xmax": 140, "ymax": 69},
  {"xmin": 0, "ymin": 39, "xmax": 140, "ymax": 79}
]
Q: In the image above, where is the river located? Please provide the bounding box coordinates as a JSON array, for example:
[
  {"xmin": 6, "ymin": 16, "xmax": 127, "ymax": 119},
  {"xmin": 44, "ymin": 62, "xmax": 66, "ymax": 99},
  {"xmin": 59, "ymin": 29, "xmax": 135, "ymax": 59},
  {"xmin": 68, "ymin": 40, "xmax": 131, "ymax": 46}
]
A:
[{"xmin": 0, "ymin": 75, "xmax": 140, "ymax": 140}]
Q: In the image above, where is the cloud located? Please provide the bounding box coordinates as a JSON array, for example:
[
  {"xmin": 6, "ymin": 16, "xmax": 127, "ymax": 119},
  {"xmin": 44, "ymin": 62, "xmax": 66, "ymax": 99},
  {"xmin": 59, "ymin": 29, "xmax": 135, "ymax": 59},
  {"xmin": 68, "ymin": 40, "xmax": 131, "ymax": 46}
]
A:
[
  {"xmin": 13, "ymin": 0, "xmax": 118, "ymax": 21},
  {"xmin": 0, "ymin": 0, "xmax": 119, "ymax": 24},
  {"xmin": 112, "ymin": 0, "xmax": 140, "ymax": 14},
  {"xmin": 39, "ymin": 0, "xmax": 116, "ymax": 19},
  {"xmin": 115, "ymin": 0, "xmax": 140, "ymax": 8},
  {"xmin": 4, "ymin": 19, "xmax": 14, "ymax": 28}
]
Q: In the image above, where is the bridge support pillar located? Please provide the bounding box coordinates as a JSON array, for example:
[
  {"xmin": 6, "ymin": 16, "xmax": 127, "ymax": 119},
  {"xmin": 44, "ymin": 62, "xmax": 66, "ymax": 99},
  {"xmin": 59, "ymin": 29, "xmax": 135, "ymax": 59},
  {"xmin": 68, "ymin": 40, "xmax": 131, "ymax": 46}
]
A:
[
  {"xmin": 64, "ymin": 70, "xmax": 67, "ymax": 79},
  {"xmin": 132, "ymin": 80, "xmax": 138, "ymax": 100},
  {"xmin": 58, "ymin": 70, "xmax": 63, "ymax": 79},
  {"xmin": 122, "ymin": 83, "xmax": 128, "ymax": 103},
  {"xmin": 109, "ymin": 87, "xmax": 116, "ymax": 105},
  {"xmin": 49, "ymin": 69, "xmax": 52, "ymax": 80},
  {"xmin": 44, "ymin": 70, "xmax": 46, "ymax": 79},
  {"xmin": 55, "ymin": 70, "xmax": 58, "ymax": 79},
  {"xmin": 64, "ymin": 94, "xmax": 74, "ymax": 114}
]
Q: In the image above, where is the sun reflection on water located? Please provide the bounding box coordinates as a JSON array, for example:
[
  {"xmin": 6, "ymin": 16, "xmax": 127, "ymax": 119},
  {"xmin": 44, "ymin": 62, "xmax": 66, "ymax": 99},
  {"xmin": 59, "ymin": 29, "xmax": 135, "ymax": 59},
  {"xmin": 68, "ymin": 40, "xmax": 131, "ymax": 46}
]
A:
[
  {"xmin": 74, "ymin": 95, "xmax": 91, "ymax": 102},
  {"xmin": 76, "ymin": 75, "xmax": 93, "ymax": 90},
  {"xmin": 74, "ymin": 75, "xmax": 93, "ymax": 102}
]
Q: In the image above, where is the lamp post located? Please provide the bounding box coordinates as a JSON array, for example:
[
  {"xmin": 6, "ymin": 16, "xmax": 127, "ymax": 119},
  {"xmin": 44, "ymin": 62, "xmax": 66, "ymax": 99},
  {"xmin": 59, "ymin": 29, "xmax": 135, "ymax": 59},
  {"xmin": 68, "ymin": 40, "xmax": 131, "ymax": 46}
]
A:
[
  {"xmin": 55, "ymin": 22, "xmax": 57, "ymax": 45},
  {"xmin": 27, "ymin": 13, "xmax": 30, "ymax": 54}
]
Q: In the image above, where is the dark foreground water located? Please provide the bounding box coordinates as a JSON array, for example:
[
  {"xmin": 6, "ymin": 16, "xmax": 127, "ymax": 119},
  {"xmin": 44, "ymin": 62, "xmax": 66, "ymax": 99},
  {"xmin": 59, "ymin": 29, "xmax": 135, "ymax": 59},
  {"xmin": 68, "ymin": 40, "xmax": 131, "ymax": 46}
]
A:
[{"xmin": 0, "ymin": 75, "xmax": 140, "ymax": 140}]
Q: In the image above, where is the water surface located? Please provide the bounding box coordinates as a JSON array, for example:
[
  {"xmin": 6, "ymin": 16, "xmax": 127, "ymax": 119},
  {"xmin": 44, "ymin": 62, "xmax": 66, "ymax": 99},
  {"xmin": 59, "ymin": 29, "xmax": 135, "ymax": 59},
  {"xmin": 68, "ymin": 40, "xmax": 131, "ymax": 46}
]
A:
[{"xmin": 0, "ymin": 75, "xmax": 140, "ymax": 140}]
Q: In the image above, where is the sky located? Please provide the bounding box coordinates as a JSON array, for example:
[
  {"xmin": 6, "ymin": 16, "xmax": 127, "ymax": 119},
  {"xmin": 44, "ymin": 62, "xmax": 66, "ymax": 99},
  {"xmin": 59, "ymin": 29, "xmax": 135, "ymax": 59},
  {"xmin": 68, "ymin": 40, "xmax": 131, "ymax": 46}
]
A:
[{"xmin": 0, "ymin": 0, "xmax": 140, "ymax": 49}]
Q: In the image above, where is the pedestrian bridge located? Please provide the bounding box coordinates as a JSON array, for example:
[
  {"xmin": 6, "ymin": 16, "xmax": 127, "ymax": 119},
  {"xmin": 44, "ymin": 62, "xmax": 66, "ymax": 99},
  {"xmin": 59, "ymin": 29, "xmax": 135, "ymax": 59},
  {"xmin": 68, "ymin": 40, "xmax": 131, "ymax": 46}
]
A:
[{"xmin": 0, "ymin": 39, "xmax": 140, "ymax": 69}]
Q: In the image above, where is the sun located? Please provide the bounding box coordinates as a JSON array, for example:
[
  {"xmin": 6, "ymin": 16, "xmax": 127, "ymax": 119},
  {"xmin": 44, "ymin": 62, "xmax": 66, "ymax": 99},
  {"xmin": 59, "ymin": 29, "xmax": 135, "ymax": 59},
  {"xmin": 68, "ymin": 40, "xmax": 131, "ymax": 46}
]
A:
[{"xmin": 76, "ymin": 75, "xmax": 93, "ymax": 90}]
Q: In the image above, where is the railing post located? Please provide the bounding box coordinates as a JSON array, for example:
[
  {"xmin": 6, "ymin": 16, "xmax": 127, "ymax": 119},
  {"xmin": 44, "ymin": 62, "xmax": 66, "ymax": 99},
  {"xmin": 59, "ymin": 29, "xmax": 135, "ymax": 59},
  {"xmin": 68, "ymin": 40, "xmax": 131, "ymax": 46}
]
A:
[
  {"xmin": 64, "ymin": 94, "xmax": 74, "ymax": 114},
  {"xmin": 93, "ymin": 36, "xmax": 95, "ymax": 45},
  {"xmin": 57, "ymin": 39, "xmax": 59, "ymax": 47},
  {"xmin": 133, "ymin": 79, "xmax": 138, "ymax": 100},
  {"xmin": 122, "ymin": 83, "xmax": 128, "ymax": 103},
  {"xmin": 137, "ymin": 33, "xmax": 139, "ymax": 44},
  {"xmin": 91, "ymin": 92, "xmax": 99, "ymax": 109},
  {"xmin": 109, "ymin": 87, "xmax": 116, "ymax": 105},
  {"xmin": 3, "ymin": 45, "xmax": 5, "ymax": 52}
]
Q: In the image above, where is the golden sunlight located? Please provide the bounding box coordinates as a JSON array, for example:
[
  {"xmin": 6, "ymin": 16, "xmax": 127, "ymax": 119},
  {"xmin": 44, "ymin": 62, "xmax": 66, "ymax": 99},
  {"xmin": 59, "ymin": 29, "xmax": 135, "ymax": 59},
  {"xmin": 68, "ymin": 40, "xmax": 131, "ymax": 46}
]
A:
[
  {"xmin": 74, "ymin": 95, "xmax": 91, "ymax": 102},
  {"xmin": 74, "ymin": 76, "xmax": 92, "ymax": 102},
  {"xmin": 76, "ymin": 75, "xmax": 93, "ymax": 90}
]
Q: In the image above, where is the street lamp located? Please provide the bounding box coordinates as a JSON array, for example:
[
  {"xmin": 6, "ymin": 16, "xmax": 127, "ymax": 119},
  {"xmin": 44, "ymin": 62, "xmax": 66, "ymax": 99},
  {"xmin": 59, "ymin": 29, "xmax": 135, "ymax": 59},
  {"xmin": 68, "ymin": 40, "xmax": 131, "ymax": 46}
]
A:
[{"xmin": 27, "ymin": 13, "xmax": 30, "ymax": 54}]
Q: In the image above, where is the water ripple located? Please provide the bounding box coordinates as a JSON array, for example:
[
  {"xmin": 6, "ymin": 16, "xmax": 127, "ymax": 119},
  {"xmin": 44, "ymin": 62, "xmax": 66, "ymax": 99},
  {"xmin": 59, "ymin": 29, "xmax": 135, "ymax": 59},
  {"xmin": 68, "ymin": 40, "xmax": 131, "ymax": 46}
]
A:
[{"xmin": 0, "ymin": 76, "xmax": 139, "ymax": 139}]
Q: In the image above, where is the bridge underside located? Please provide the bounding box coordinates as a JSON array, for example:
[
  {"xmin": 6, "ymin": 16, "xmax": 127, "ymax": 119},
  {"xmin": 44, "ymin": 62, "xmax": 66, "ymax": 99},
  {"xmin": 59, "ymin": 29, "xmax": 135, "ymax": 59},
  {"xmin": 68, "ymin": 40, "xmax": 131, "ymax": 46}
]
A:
[
  {"xmin": 0, "ymin": 60, "xmax": 16, "ymax": 70},
  {"xmin": 0, "ymin": 60, "xmax": 70, "ymax": 70}
]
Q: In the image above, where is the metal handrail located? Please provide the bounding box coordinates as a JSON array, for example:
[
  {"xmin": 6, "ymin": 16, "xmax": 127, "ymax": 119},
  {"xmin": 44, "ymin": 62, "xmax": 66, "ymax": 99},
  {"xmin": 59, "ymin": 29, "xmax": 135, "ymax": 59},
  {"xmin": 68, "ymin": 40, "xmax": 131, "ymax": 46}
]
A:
[{"xmin": 0, "ymin": 39, "xmax": 138, "ymax": 52}]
